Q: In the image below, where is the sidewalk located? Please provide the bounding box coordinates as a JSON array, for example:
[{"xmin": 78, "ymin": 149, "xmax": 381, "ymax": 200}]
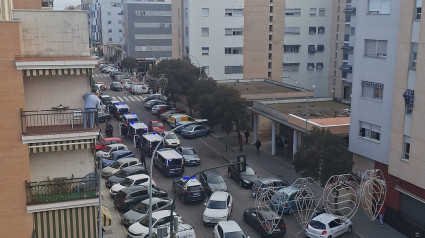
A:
[{"xmin": 207, "ymin": 129, "xmax": 406, "ymax": 238}]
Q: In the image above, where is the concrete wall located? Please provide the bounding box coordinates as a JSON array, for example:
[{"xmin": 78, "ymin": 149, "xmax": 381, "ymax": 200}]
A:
[
  {"xmin": 0, "ymin": 21, "xmax": 33, "ymax": 238},
  {"xmin": 12, "ymin": 10, "xmax": 90, "ymax": 57},
  {"xmin": 30, "ymin": 150, "xmax": 95, "ymax": 181}
]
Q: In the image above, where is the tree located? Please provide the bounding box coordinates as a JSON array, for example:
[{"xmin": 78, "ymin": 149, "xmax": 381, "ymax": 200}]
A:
[
  {"xmin": 121, "ymin": 56, "xmax": 137, "ymax": 72},
  {"xmin": 294, "ymin": 127, "xmax": 353, "ymax": 185},
  {"xmin": 186, "ymin": 76, "xmax": 217, "ymax": 115}
]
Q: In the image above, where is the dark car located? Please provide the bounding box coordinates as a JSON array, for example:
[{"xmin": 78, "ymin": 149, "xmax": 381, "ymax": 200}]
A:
[
  {"xmin": 75, "ymin": 172, "xmax": 97, "ymax": 192},
  {"xmin": 106, "ymin": 165, "xmax": 149, "ymax": 188},
  {"xmin": 199, "ymin": 169, "xmax": 227, "ymax": 196},
  {"xmin": 98, "ymin": 109, "xmax": 112, "ymax": 123},
  {"xmin": 114, "ymin": 186, "xmax": 168, "ymax": 211},
  {"xmin": 110, "ymin": 82, "xmax": 123, "ymax": 91},
  {"xmin": 172, "ymin": 177, "xmax": 206, "ymax": 204},
  {"xmin": 101, "ymin": 150, "xmax": 135, "ymax": 168},
  {"xmin": 176, "ymin": 146, "xmax": 200, "ymax": 166},
  {"xmin": 228, "ymin": 163, "xmax": 259, "ymax": 188},
  {"xmin": 243, "ymin": 208, "xmax": 286, "ymax": 237},
  {"xmin": 181, "ymin": 124, "xmax": 210, "ymax": 139},
  {"xmin": 99, "ymin": 94, "xmax": 112, "ymax": 105},
  {"xmin": 145, "ymin": 94, "xmax": 166, "ymax": 102},
  {"xmin": 144, "ymin": 99, "xmax": 167, "ymax": 110},
  {"xmin": 252, "ymin": 177, "xmax": 289, "ymax": 198}
]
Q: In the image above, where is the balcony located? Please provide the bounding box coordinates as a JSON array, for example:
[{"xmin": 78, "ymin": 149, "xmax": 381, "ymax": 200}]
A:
[
  {"xmin": 343, "ymin": 7, "xmax": 356, "ymax": 15},
  {"xmin": 25, "ymin": 177, "xmax": 97, "ymax": 205},
  {"xmin": 20, "ymin": 107, "xmax": 99, "ymax": 136}
]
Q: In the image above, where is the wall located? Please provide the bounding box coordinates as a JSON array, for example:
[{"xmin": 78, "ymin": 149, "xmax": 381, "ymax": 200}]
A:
[
  {"xmin": 100, "ymin": 0, "xmax": 124, "ymax": 45},
  {"xmin": 13, "ymin": 0, "xmax": 41, "ymax": 9},
  {"xmin": 171, "ymin": 0, "xmax": 184, "ymax": 58},
  {"xmin": 13, "ymin": 10, "xmax": 90, "ymax": 57},
  {"xmin": 0, "ymin": 21, "xmax": 33, "ymax": 237}
]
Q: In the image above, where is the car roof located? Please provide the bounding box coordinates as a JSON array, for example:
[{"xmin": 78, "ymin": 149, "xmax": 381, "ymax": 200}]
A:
[
  {"xmin": 312, "ymin": 213, "xmax": 343, "ymax": 223},
  {"xmin": 204, "ymin": 169, "xmax": 220, "ymax": 177},
  {"xmin": 117, "ymin": 157, "xmax": 138, "ymax": 163},
  {"xmin": 179, "ymin": 146, "xmax": 195, "ymax": 150},
  {"xmin": 103, "ymin": 137, "xmax": 122, "ymax": 142},
  {"xmin": 150, "ymin": 120, "xmax": 162, "ymax": 123},
  {"xmin": 218, "ymin": 220, "xmax": 242, "ymax": 233},
  {"xmin": 210, "ymin": 191, "xmax": 228, "ymax": 201},
  {"xmin": 124, "ymin": 113, "xmax": 139, "ymax": 120},
  {"xmin": 157, "ymin": 149, "xmax": 182, "ymax": 159},
  {"xmin": 152, "ymin": 210, "xmax": 178, "ymax": 219},
  {"xmin": 250, "ymin": 208, "xmax": 281, "ymax": 220},
  {"xmin": 141, "ymin": 197, "xmax": 172, "ymax": 205},
  {"xmin": 121, "ymin": 185, "xmax": 150, "ymax": 193},
  {"xmin": 121, "ymin": 165, "xmax": 146, "ymax": 172},
  {"xmin": 130, "ymin": 122, "xmax": 148, "ymax": 129},
  {"xmin": 107, "ymin": 144, "xmax": 126, "ymax": 149},
  {"xmin": 127, "ymin": 174, "xmax": 149, "ymax": 180},
  {"xmin": 180, "ymin": 177, "xmax": 201, "ymax": 186},
  {"xmin": 143, "ymin": 133, "xmax": 163, "ymax": 141},
  {"xmin": 111, "ymin": 150, "xmax": 132, "ymax": 155}
]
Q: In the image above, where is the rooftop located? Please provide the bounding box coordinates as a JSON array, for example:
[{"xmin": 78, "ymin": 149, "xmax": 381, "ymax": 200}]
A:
[
  {"xmin": 268, "ymin": 100, "xmax": 350, "ymax": 119},
  {"xmin": 225, "ymin": 81, "xmax": 296, "ymax": 95}
]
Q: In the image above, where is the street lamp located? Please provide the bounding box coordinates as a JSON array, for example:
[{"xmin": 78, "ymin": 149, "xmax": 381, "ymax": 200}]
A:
[
  {"xmin": 282, "ymin": 76, "xmax": 309, "ymax": 132},
  {"xmin": 180, "ymin": 53, "xmax": 202, "ymax": 79}
]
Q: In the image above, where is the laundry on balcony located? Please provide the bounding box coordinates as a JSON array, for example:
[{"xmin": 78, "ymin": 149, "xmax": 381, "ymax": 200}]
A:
[{"xmin": 403, "ymin": 89, "xmax": 415, "ymax": 110}]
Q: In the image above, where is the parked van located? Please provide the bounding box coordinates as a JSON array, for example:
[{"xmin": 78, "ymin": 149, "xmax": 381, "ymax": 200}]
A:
[
  {"xmin": 140, "ymin": 132, "xmax": 164, "ymax": 156},
  {"xmin": 132, "ymin": 84, "xmax": 149, "ymax": 95},
  {"xmin": 101, "ymin": 157, "xmax": 140, "ymax": 178},
  {"xmin": 154, "ymin": 148, "xmax": 184, "ymax": 176},
  {"xmin": 168, "ymin": 114, "xmax": 188, "ymax": 128},
  {"xmin": 269, "ymin": 185, "xmax": 314, "ymax": 214}
]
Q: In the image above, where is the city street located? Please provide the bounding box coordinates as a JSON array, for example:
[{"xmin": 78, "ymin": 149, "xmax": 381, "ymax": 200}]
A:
[{"xmin": 94, "ymin": 71, "xmax": 357, "ymax": 238}]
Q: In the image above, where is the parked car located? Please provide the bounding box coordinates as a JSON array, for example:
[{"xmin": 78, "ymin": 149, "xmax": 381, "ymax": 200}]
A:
[
  {"xmin": 132, "ymin": 84, "xmax": 149, "ymax": 94},
  {"xmin": 101, "ymin": 150, "xmax": 135, "ymax": 168},
  {"xmin": 199, "ymin": 169, "xmax": 227, "ymax": 196},
  {"xmin": 243, "ymin": 208, "xmax": 287, "ymax": 237},
  {"xmin": 181, "ymin": 124, "xmax": 210, "ymax": 138},
  {"xmin": 227, "ymin": 163, "xmax": 259, "ymax": 188},
  {"xmin": 127, "ymin": 210, "xmax": 181, "ymax": 238},
  {"xmin": 269, "ymin": 185, "xmax": 314, "ymax": 214},
  {"xmin": 96, "ymin": 143, "xmax": 128, "ymax": 159},
  {"xmin": 98, "ymin": 108, "xmax": 112, "ymax": 123},
  {"xmin": 124, "ymin": 82, "xmax": 134, "ymax": 91},
  {"xmin": 151, "ymin": 104, "xmax": 168, "ymax": 115},
  {"xmin": 213, "ymin": 220, "xmax": 247, "ymax": 238},
  {"xmin": 252, "ymin": 177, "xmax": 289, "ymax": 198},
  {"xmin": 144, "ymin": 99, "xmax": 167, "ymax": 110},
  {"xmin": 95, "ymin": 137, "xmax": 123, "ymax": 151},
  {"xmin": 114, "ymin": 186, "xmax": 168, "ymax": 211},
  {"xmin": 121, "ymin": 197, "xmax": 174, "ymax": 227},
  {"xmin": 160, "ymin": 110, "xmax": 178, "ymax": 121},
  {"xmin": 148, "ymin": 120, "xmax": 165, "ymax": 133},
  {"xmin": 144, "ymin": 93, "xmax": 166, "ymax": 102},
  {"xmin": 176, "ymin": 146, "xmax": 200, "ymax": 166},
  {"xmin": 99, "ymin": 94, "xmax": 112, "ymax": 106},
  {"xmin": 101, "ymin": 66, "xmax": 118, "ymax": 73},
  {"xmin": 101, "ymin": 158, "xmax": 140, "ymax": 178},
  {"xmin": 161, "ymin": 131, "xmax": 180, "ymax": 148},
  {"xmin": 203, "ymin": 191, "xmax": 233, "ymax": 225},
  {"xmin": 305, "ymin": 213, "xmax": 353, "ymax": 238},
  {"xmin": 157, "ymin": 106, "xmax": 176, "ymax": 116},
  {"xmin": 95, "ymin": 82, "xmax": 107, "ymax": 91},
  {"xmin": 75, "ymin": 172, "xmax": 97, "ymax": 193},
  {"xmin": 105, "ymin": 165, "xmax": 149, "ymax": 188},
  {"xmin": 172, "ymin": 177, "xmax": 206, "ymax": 204},
  {"xmin": 110, "ymin": 82, "xmax": 123, "ymax": 91},
  {"xmin": 109, "ymin": 174, "xmax": 156, "ymax": 196}
]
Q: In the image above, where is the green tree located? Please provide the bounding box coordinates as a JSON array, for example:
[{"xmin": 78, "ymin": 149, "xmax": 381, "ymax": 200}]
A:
[
  {"xmin": 121, "ymin": 56, "xmax": 137, "ymax": 72},
  {"xmin": 186, "ymin": 77, "xmax": 217, "ymax": 115},
  {"xmin": 294, "ymin": 127, "xmax": 353, "ymax": 185}
]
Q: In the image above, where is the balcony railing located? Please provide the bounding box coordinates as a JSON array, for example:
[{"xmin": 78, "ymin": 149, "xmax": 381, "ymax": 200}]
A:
[
  {"xmin": 25, "ymin": 177, "xmax": 97, "ymax": 205},
  {"xmin": 20, "ymin": 108, "xmax": 99, "ymax": 135}
]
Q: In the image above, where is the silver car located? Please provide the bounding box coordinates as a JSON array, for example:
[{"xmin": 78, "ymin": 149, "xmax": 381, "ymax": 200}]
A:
[
  {"xmin": 176, "ymin": 146, "xmax": 200, "ymax": 165},
  {"xmin": 181, "ymin": 124, "xmax": 210, "ymax": 138},
  {"xmin": 121, "ymin": 197, "xmax": 173, "ymax": 227}
]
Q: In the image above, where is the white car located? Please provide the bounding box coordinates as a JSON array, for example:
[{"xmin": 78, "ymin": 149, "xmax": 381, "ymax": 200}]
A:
[
  {"xmin": 161, "ymin": 131, "xmax": 180, "ymax": 148},
  {"xmin": 109, "ymin": 174, "xmax": 156, "ymax": 196},
  {"xmin": 151, "ymin": 104, "xmax": 168, "ymax": 114},
  {"xmin": 305, "ymin": 213, "xmax": 353, "ymax": 238},
  {"xmin": 213, "ymin": 220, "xmax": 247, "ymax": 238},
  {"xmin": 203, "ymin": 191, "xmax": 233, "ymax": 225},
  {"xmin": 96, "ymin": 144, "xmax": 128, "ymax": 159},
  {"xmin": 124, "ymin": 82, "xmax": 134, "ymax": 90},
  {"xmin": 127, "ymin": 210, "xmax": 181, "ymax": 238}
]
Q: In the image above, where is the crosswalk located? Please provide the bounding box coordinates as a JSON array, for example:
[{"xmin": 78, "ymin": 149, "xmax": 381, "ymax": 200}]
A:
[
  {"xmin": 111, "ymin": 95, "xmax": 145, "ymax": 102},
  {"xmin": 93, "ymin": 73, "xmax": 110, "ymax": 78}
]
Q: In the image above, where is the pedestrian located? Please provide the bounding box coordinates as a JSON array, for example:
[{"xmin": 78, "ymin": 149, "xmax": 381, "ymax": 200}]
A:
[
  {"xmin": 244, "ymin": 130, "xmax": 250, "ymax": 144},
  {"xmin": 121, "ymin": 124, "xmax": 128, "ymax": 139},
  {"xmin": 277, "ymin": 136, "xmax": 283, "ymax": 154},
  {"xmin": 140, "ymin": 151, "xmax": 146, "ymax": 169},
  {"xmin": 255, "ymin": 139, "xmax": 262, "ymax": 155},
  {"xmin": 83, "ymin": 90, "xmax": 101, "ymax": 130},
  {"xmin": 105, "ymin": 121, "xmax": 113, "ymax": 138},
  {"xmin": 378, "ymin": 204, "xmax": 386, "ymax": 226}
]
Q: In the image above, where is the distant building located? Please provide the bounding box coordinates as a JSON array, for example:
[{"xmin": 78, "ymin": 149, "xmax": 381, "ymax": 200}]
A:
[{"xmin": 81, "ymin": 0, "xmax": 101, "ymax": 47}]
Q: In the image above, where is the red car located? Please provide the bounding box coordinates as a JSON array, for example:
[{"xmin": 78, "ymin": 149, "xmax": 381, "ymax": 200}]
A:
[
  {"xmin": 95, "ymin": 137, "xmax": 123, "ymax": 151},
  {"xmin": 148, "ymin": 120, "xmax": 165, "ymax": 133}
]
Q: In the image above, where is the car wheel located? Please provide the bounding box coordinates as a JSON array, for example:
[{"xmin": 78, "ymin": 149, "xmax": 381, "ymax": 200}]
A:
[
  {"xmin": 347, "ymin": 225, "xmax": 352, "ymax": 233},
  {"xmin": 288, "ymin": 208, "xmax": 293, "ymax": 215},
  {"xmin": 228, "ymin": 171, "xmax": 232, "ymax": 178}
]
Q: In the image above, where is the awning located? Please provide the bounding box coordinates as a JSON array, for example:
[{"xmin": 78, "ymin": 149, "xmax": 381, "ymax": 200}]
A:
[
  {"xmin": 23, "ymin": 68, "xmax": 91, "ymax": 77},
  {"xmin": 29, "ymin": 139, "xmax": 94, "ymax": 154},
  {"xmin": 101, "ymin": 205, "xmax": 112, "ymax": 226}
]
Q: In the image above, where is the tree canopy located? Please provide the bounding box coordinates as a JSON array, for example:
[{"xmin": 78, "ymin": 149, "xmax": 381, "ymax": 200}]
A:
[
  {"xmin": 121, "ymin": 56, "xmax": 137, "ymax": 71},
  {"xmin": 294, "ymin": 127, "xmax": 353, "ymax": 185}
]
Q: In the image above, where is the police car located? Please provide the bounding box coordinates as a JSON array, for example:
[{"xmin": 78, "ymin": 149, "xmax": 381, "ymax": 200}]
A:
[
  {"xmin": 112, "ymin": 102, "xmax": 130, "ymax": 120},
  {"xmin": 129, "ymin": 121, "xmax": 149, "ymax": 139},
  {"xmin": 123, "ymin": 113, "xmax": 139, "ymax": 123},
  {"xmin": 172, "ymin": 176, "xmax": 206, "ymax": 204}
]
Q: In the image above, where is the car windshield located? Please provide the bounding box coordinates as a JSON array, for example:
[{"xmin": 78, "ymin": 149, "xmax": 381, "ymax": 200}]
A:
[
  {"xmin": 184, "ymin": 125, "xmax": 196, "ymax": 131},
  {"xmin": 133, "ymin": 203, "xmax": 149, "ymax": 213},
  {"xmin": 152, "ymin": 122, "xmax": 163, "ymax": 127},
  {"xmin": 225, "ymin": 231, "xmax": 246, "ymax": 238},
  {"xmin": 166, "ymin": 133, "xmax": 178, "ymax": 139},
  {"xmin": 139, "ymin": 216, "xmax": 157, "ymax": 227},
  {"xmin": 110, "ymin": 161, "xmax": 121, "ymax": 169},
  {"xmin": 120, "ymin": 178, "xmax": 133, "ymax": 186},
  {"xmin": 169, "ymin": 159, "xmax": 182, "ymax": 166},
  {"xmin": 241, "ymin": 167, "xmax": 256, "ymax": 176},
  {"xmin": 208, "ymin": 175, "xmax": 225, "ymax": 184},
  {"xmin": 182, "ymin": 149, "xmax": 196, "ymax": 155},
  {"xmin": 207, "ymin": 200, "xmax": 226, "ymax": 209},
  {"xmin": 115, "ymin": 170, "xmax": 127, "ymax": 178},
  {"xmin": 309, "ymin": 220, "xmax": 326, "ymax": 229},
  {"xmin": 113, "ymin": 82, "xmax": 120, "ymax": 86},
  {"xmin": 187, "ymin": 185, "xmax": 202, "ymax": 191},
  {"xmin": 101, "ymin": 146, "xmax": 111, "ymax": 152}
]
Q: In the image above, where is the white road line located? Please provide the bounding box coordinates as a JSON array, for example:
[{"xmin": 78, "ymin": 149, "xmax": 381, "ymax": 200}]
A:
[
  {"xmin": 117, "ymin": 96, "xmax": 124, "ymax": 101},
  {"xmin": 137, "ymin": 96, "xmax": 144, "ymax": 101},
  {"xmin": 122, "ymin": 96, "xmax": 129, "ymax": 101},
  {"xmin": 134, "ymin": 96, "xmax": 142, "ymax": 102},
  {"xmin": 128, "ymin": 96, "xmax": 136, "ymax": 102},
  {"xmin": 112, "ymin": 97, "xmax": 117, "ymax": 100}
]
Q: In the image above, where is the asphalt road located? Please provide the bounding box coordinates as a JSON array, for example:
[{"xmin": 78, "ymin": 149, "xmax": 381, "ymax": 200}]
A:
[{"xmin": 94, "ymin": 70, "xmax": 356, "ymax": 238}]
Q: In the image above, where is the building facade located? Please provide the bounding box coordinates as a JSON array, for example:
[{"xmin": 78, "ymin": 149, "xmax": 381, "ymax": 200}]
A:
[
  {"xmin": 349, "ymin": 0, "xmax": 425, "ymax": 235},
  {"xmin": 81, "ymin": 0, "xmax": 101, "ymax": 47}
]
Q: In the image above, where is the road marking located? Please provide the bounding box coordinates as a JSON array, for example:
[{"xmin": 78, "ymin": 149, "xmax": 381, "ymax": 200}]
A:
[
  {"xmin": 137, "ymin": 96, "xmax": 145, "ymax": 101},
  {"xmin": 117, "ymin": 96, "xmax": 124, "ymax": 101},
  {"xmin": 122, "ymin": 96, "xmax": 129, "ymax": 101},
  {"xmin": 128, "ymin": 96, "xmax": 136, "ymax": 102}
]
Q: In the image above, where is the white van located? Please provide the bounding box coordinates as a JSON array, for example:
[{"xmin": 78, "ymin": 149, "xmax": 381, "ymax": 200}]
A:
[{"xmin": 132, "ymin": 84, "xmax": 149, "ymax": 94}]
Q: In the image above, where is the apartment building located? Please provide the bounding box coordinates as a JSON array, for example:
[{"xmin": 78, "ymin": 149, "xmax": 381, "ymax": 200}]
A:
[
  {"xmin": 81, "ymin": 0, "xmax": 101, "ymax": 47},
  {"xmin": 123, "ymin": 1, "xmax": 172, "ymax": 60},
  {"xmin": 282, "ymin": 0, "xmax": 333, "ymax": 97},
  {"xmin": 349, "ymin": 0, "xmax": 425, "ymax": 235},
  {"xmin": 0, "ymin": 1, "xmax": 99, "ymax": 237}
]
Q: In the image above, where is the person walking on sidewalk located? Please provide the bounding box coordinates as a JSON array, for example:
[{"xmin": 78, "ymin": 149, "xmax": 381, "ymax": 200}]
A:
[
  {"xmin": 378, "ymin": 204, "xmax": 386, "ymax": 226},
  {"xmin": 140, "ymin": 151, "xmax": 146, "ymax": 169},
  {"xmin": 244, "ymin": 130, "xmax": 250, "ymax": 144},
  {"xmin": 255, "ymin": 139, "xmax": 262, "ymax": 155}
]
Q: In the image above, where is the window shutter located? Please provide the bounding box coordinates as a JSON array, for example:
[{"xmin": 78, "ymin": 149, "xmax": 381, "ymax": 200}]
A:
[
  {"xmin": 369, "ymin": 0, "xmax": 380, "ymax": 12},
  {"xmin": 365, "ymin": 40, "xmax": 376, "ymax": 56},
  {"xmin": 380, "ymin": 0, "xmax": 391, "ymax": 14}
]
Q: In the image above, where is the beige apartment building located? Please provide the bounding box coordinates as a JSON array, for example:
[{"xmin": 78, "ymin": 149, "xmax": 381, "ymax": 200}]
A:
[{"xmin": 0, "ymin": 1, "xmax": 100, "ymax": 237}]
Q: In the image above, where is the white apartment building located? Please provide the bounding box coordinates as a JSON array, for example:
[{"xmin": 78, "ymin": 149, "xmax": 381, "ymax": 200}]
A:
[
  {"xmin": 180, "ymin": 0, "xmax": 245, "ymax": 80},
  {"xmin": 282, "ymin": 0, "xmax": 333, "ymax": 97},
  {"xmin": 81, "ymin": 0, "xmax": 101, "ymax": 47},
  {"xmin": 99, "ymin": 0, "xmax": 125, "ymax": 45}
]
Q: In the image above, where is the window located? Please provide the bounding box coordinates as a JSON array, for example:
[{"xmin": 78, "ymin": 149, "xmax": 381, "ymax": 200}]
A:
[
  {"xmin": 225, "ymin": 47, "xmax": 243, "ymax": 55},
  {"xmin": 308, "ymin": 45, "xmax": 316, "ymax": 53},
  {"xmin": 269, "ymin": 25, "xmax": 273, "ymax": 32},
  {"xmin": 185, "ymin": 27, "xmax": 188, "ymax": 36},
  {"xmin": 351, "ymin": 27, "xmax": 356, "ymax": 35},
  {"xmin": 225, "ymin": 28, "xmax": 243, "ymax": 36},
  {"xmin": 415, "ymin": 7, "xmax": 421, "ymax": 20},
  {"xmin": 318, "ymin": 27, "xmax": 325, "ymax": 34},
  {"xmin": 269, "ymin": 44, "xmax": 272, "ymax": 50},
  {"xmin": 107, "ymin": 20, "xmax": 111, "ymax": 24},
  {"xmin": 403, "ymin": 89, "xmax": 415, "ymax": 114},
  {"xmin": 283, "ymin": 63, "xmax": 300, "ymax": 72},
  {"xmin": 319, "ymin": 8, "xmax": 326, "ymax": 16},
  {"xmin": 108, "ymin": 29, "xmax": 112, "ymax": 33},
  {"xmin": 317, "ymin": 45, "xmax": 325, "ymax": 52},
  {"xmin": 284, "ymin": 45, "xmax": 301, "ymax": 53},
  {"xmin": 368, "ymin": 0, "xmax": 391, "ymax": 14},
  {"xmin": 284, "ymin": 27, "xmax": 300, "ymax": 35},
  {"xmin": 201, "ymin": 8, "xmax": 209, "ymax": 17},
  {"xmin": 225, "ymin": 66, "xmax": 243, "ymax": 74},
  {"xmin": 309, "ymin": 27, "xmax": 317, "ymax": 34},
  {"xmin": 310, "ymin": 8, "xmax": 317, "ymax": 16},
  {"xmin": 359, "ymin": 121, "xmax": 381, "ymax": 141},
  {"xmin": 201, "ymin": 27, "xmax": 209, "ymax": 37},
  {"xmin": 410, "ymin": 43, "xmax": 418, "ymax": 69},
  {"xmin": 202, "ymin": 47, "xmax": 209, "ymax": 56},
  {"xmin": 107, "ymin": 12, "xmax": 111, "ymax": 16},
  {"xmin": 225, "ymin": 9, "xmax": 243, "ymax": 16},
  {"xmin": 108, "ymin": 37, "xmax": 112, "ymax": 42},
  {"xmin": 307, "ymin": 63, "xmax": 315, "ymax": 70},
  {"xmin": 316, "ymin": 63, "xmax": 323, "ymax": 70},
  {"xmin": 118, "ymin": 29, "xmax": 122, "ymax": 33},
  {"xmin": 270, "ymin": 6, "xmax": 273, "ymax": 13},
  {"xmin": 361, "ymin": 81, "xmax": 384, "ymax": 100},
  {"xmin": 365, "ymin": 39, "xmax": 387, "ymax": 57},
  {"xmin": 403, "ymin": 136, "xmax": 410, "ymax": 161},
  {"xmin": 135, "ymin": 10, "xmax": 145, "ymax": 16},
  {"xmin": 285, "ymin": 8, "xmax": 301, "ymax": 16}
]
